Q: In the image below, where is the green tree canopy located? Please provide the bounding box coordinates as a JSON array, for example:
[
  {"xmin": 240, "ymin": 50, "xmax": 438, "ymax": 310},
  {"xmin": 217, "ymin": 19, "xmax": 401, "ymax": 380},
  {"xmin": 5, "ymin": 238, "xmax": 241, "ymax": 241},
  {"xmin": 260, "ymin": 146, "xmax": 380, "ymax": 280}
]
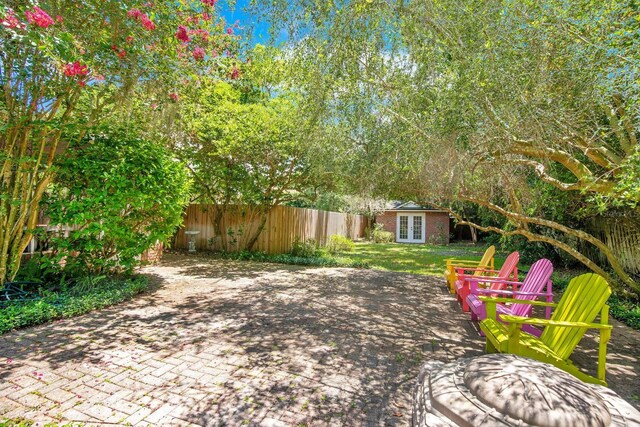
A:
[
  {"xmin": 250, "ymin": 0, "xmax": 640, "ymax": 294},
  {"xmin": 177, "ymin": 75, "xmax": 319, "ymax": 250}
]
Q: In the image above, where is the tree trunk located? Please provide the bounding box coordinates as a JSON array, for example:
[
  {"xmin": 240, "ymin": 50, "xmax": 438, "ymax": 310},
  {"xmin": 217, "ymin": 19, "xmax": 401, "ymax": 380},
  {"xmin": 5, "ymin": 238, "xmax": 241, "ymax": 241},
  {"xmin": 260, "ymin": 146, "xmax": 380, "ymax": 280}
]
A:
[
  {"xmin": 212, "ymin": 204, "xmax": 227, "ymax": 251},
  {"xmin": 469, "ymin": 225, "xmax": 478, "ymax": 244},
  {"xmin": 245, "ymin": 213, "xmax": 268, "ymax": 252}
]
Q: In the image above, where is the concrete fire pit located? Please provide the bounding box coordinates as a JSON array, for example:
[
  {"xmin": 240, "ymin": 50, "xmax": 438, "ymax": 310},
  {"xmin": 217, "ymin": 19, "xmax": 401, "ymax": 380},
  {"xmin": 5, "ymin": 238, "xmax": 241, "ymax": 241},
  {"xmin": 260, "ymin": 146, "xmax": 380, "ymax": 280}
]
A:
[{"xmin": 413, "ymin": 354, "xmax": 640, "ymax": 426}]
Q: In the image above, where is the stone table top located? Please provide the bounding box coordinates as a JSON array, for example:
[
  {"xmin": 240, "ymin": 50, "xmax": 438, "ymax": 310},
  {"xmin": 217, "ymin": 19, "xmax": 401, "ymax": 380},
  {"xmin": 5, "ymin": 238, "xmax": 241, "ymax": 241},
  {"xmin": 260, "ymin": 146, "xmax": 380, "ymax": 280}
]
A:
[{"xmin": 413, "ymin": 354, "xmax": 640, "ymax": 426}]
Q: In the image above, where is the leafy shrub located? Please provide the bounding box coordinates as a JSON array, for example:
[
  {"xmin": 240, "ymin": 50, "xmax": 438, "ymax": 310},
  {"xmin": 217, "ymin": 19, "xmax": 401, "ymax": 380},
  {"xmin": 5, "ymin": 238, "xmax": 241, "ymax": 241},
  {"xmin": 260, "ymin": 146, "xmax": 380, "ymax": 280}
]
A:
[
  {"xmin": 290, "ymin": 238, "xmax": 318, "ymax": 257},
  {"xmin": 370, "ymin": 223, "xmax": 394, "ymax": 243},
  {"xmin": 40, "ymin": 127, "xmax": 191, "ymax": 277},
  {"xmin": 609, "ymin": 295, "xmax": 640, "ymax": 330},
  {"xmin": 486, "ymin": 233, "xmax": 578, "ymax": 267},
  {"xmin": 0, "ymin": 276, "xmax": 148, "ymax": 335},
  {"xmin": 364, "ymin": 226, "xmax": 374, "ymax": 241},
  {"xmin": 327, "ymin": 235, "xmax": 355, "ymax": 253}
]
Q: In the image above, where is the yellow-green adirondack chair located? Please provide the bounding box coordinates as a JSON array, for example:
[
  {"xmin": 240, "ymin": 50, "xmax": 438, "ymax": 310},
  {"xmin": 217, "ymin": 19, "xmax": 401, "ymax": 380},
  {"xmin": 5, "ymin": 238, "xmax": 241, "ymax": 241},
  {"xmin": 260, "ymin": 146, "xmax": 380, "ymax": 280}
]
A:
[
  {"xmin": 480, "ymin": 273, "xmax": 612, "ymax": 386},
  {"xmin": 444, "ymin": 245, "xmax": 495, "ymax": 294}
]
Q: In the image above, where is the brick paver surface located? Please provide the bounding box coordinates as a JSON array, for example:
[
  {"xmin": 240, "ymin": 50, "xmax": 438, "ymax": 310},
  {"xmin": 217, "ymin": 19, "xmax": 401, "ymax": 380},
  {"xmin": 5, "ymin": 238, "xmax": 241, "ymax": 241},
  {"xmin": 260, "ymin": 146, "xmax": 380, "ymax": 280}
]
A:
[{"xmin": 1, "ymin": 253, "xmax": 639, "ymax": 426}]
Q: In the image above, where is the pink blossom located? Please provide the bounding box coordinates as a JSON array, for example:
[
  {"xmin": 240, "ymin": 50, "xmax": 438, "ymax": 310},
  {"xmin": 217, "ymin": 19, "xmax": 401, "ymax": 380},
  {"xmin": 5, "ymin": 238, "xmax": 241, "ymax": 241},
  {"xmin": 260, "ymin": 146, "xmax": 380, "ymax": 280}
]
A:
[
  {"xmin": 63, "ymin": 61, "xmax": 89, "ymax": 77},
  {"xmin": 5, "ymin": 358, "xmax": 13, "ymax": 364},
  {"xmin": 126, "ymin": 35, "xmax": 135, "ymax": 43},
  {"xmin": 202, "ymin": 0, "xmax": 216, "ymax": 6},
  {"xmin": 230, "ymin": 67, "xmax": 240, "ymax": 80},
  {"xmin": 118, "ymin": 49, "xmax": 127, "ymax": 59},
  {"xmin": 151, "ymin": 103, "xmax": 158, "ymax": 110},
  {"xmin": 175, "ymin": 25, "xmax": 189, "ymax": 42},
  {"xmin": 128, "ymin": 8, "xmax": 155, "ymax": 31},
  {"xmin": 226, "ymin": 27, "xmax": 233, "ymax": 35},
  {"xmin": 193, "ymin": 46, "xmax": 205, "ymax": 61},
  {"xmin": 127, "ymin": 8, "xmax": 142, "ymax": 19},
  {"xmin": 25, "ymin": 6, "xmax": 54, "ymax": 28},
  {"xmin": 193, "ymin": 29, "xmax": 209, "ymax": 41},
  {"xmin": 95, "ymin": 74, "xmax": 105, "ymax": 81},
  {"xmin": 1, "ymin": 9, "xmax": 25, "ymax": 30},
  {"xmin": 168, "ymin": 92, "xmax": 179, "ymax": 102},
  {"xmin": 211, "ymin": 50, "xmax": 218, "ymax": 57},
  {"xmin": 56, "ymin": 15, "xmax": 63, "ymax": 24},
  {"xmin": 202, "ymin": 12, "xmax": 212, "ymax": 21},
  {"xmin": 140, "ymin": 14, "xmax": 155, "ymax": 30}
]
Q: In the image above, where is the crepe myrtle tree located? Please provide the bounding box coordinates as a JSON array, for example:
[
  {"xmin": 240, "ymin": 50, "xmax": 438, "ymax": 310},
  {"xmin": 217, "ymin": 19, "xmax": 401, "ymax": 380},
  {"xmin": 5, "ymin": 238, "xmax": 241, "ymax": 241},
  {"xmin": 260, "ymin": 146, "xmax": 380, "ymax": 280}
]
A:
[{"xmin": 0, "ymin": 0, "xmax": 243, "ymax": 284}]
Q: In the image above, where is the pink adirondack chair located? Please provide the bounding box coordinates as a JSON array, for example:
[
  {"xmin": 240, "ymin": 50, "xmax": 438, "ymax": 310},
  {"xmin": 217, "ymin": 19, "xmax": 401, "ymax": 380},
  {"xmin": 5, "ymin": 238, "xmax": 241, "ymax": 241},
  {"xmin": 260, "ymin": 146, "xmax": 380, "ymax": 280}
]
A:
[
  {"xmin": 454, "ymin": 251, "xmax": 520, "ymax": 312},
  {"xmin": 466, "ymin": 258, "xmax": 553, "ymax": 337}
]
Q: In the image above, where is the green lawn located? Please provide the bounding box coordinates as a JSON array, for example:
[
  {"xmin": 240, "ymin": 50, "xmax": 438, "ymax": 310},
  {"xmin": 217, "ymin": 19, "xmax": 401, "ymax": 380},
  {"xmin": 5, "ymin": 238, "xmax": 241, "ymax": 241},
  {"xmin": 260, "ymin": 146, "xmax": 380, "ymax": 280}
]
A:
[
  {"xmin": 337, "ymin": 241, "xmax": 507, "ymax": 276},
  {"xmin": 337, "ymin": 242, "xmax": 639, "ymax": 329}
]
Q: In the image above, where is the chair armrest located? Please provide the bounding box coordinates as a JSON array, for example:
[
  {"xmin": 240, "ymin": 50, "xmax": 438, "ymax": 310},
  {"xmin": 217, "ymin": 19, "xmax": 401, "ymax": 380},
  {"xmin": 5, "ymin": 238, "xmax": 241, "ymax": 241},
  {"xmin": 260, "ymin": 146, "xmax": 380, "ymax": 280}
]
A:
[
  {"xmin": 475, "ymin": 288, "xmax": 552, "ymax": 298},
  {"xmin": 456, "ymin": 272, "xmax": 503, "ymax": 282},
  {"xmin": 456, "ymin": 267, "xmax": 501, "ymax": 274},
  {"xmin": 499, "ymin": 315, "xmax": 613, "ymax": 330},
  {"xmin": 470, "ymin": 277, "xmax": 523, "ymax": 286},
  {"xmin": 445, "ymin": 258, "xmax": 482, "ymax": 263},
  {"xmin": 479, "ymin": 296, "xmax": 557, "ymax": 307},
  {"xmin": 447, "ymin": 261, "xmax": 484, "ymax": 269}
]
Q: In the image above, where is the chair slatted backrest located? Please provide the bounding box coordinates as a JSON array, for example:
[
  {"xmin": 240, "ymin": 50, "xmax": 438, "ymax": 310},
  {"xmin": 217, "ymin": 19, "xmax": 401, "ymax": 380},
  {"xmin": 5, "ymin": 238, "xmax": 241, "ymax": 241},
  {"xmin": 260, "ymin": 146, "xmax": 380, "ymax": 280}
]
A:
[
  {"xmin": 472, "ymin": 245, "xmax": 496, "ymax": 277},
  {"xmin": 482, "ymin": 251, "xmax": 520, "ymax": 297},
  {"xmin": 510, "ymin": 258, "xmax": 553, "ymax": 317},
  {"xmin": 492, "ymin": 251, "xmax": 520, "ymax": 285},
  {"xmin": 541, "ymin": 273, "xmax": 611, "ymax": 360}
]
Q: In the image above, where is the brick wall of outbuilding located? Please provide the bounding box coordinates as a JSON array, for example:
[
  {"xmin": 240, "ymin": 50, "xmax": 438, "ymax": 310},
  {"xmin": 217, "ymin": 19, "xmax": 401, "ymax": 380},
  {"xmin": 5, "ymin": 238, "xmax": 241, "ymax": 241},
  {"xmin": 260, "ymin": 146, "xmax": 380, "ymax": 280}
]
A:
[
  {"xmin": 376, "ymin": 211, "xmax": 397, "ymax": 237},
  {"xmin": 424, "ymin": 212, "xmax": 450, "ymax": 244},
  {"xmin": 375, "ymin": 211, "xmax": 450, "ymax": 244}
]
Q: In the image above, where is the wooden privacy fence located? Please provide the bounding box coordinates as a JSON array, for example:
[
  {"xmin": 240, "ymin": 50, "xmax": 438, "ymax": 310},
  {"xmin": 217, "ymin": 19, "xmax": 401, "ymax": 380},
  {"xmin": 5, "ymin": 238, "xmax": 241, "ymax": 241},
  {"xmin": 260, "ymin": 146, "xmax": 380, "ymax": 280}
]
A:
[
  {"xmin": 581, "ymin": 215, "xmax": 640, "ymax": 276},
  {"xmin": 174, "ymin": 204, "xmax": 368, "ymax": 254}
]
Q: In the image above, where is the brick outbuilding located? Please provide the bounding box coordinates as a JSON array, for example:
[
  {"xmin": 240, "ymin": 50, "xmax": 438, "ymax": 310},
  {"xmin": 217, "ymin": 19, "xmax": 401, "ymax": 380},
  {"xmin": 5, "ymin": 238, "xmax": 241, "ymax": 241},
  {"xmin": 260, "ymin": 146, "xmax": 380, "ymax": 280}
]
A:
[{"xmin": 376, "ymin": 201, "xmax": 450, "ymax": 244}]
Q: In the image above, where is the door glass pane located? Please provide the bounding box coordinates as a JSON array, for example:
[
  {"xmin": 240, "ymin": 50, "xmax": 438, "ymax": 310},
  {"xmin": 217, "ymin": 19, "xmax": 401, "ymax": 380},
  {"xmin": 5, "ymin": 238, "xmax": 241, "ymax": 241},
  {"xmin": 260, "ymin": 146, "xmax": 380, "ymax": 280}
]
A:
[
  {"xmin": 413, "ymin": 216, "xmax": 423, "ymax": 240},
  {"xmin": 399, "ymin": 216, "xmax": 408, "ymax": 240}
]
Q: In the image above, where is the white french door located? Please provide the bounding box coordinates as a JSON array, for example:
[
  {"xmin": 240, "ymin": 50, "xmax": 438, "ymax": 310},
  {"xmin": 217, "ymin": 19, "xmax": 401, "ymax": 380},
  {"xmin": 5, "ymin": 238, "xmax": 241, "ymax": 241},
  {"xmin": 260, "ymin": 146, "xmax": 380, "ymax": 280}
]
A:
[{"xmin": 396, "ymin": 213, "xmax": 426, "ymax": 243}]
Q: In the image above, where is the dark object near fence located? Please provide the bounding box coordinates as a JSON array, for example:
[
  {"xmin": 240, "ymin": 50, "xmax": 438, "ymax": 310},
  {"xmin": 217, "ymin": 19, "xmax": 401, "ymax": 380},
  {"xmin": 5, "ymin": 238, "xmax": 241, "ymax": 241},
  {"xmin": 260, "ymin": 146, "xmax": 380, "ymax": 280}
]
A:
[{"xmin": 0, "ymin": 281, "xmax": 41, "ymax": 306}]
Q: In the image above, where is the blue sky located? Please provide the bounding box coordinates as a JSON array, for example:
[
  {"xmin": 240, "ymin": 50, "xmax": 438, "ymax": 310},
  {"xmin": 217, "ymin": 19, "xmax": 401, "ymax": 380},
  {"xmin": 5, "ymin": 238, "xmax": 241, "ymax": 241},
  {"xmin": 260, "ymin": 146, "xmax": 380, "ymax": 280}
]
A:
[{"xmin": 219, "ymin": 0, "xmax": 289, "ymax": 46}]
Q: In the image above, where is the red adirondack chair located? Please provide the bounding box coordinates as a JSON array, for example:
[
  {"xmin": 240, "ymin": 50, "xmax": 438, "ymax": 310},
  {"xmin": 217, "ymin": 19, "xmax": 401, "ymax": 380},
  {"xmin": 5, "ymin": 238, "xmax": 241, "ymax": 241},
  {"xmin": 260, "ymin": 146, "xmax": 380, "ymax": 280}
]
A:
[
  {"xmin": 467, "ymin": 258, "xmax": 553, "ymax": 336},
  {"xmin": 454, "ymin": 251, "xmax": 520, "ymax": 312}
]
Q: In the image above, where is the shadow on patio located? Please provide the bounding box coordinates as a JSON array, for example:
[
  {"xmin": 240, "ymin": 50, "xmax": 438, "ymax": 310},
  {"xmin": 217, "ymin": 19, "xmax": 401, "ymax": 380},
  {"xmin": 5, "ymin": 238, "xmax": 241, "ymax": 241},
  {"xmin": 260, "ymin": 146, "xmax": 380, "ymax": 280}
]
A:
[{"xmin": 0, "ymin": 254, "xmax": 638, "ymax": 425}]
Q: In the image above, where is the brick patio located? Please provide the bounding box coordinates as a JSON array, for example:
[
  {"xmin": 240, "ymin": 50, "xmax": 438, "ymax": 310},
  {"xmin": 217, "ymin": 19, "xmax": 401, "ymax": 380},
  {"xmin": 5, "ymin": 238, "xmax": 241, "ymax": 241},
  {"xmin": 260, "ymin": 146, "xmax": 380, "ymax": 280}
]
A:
[{"xmin": 1, "ymin": 254, "xmax": 638, "ymax": 426}]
